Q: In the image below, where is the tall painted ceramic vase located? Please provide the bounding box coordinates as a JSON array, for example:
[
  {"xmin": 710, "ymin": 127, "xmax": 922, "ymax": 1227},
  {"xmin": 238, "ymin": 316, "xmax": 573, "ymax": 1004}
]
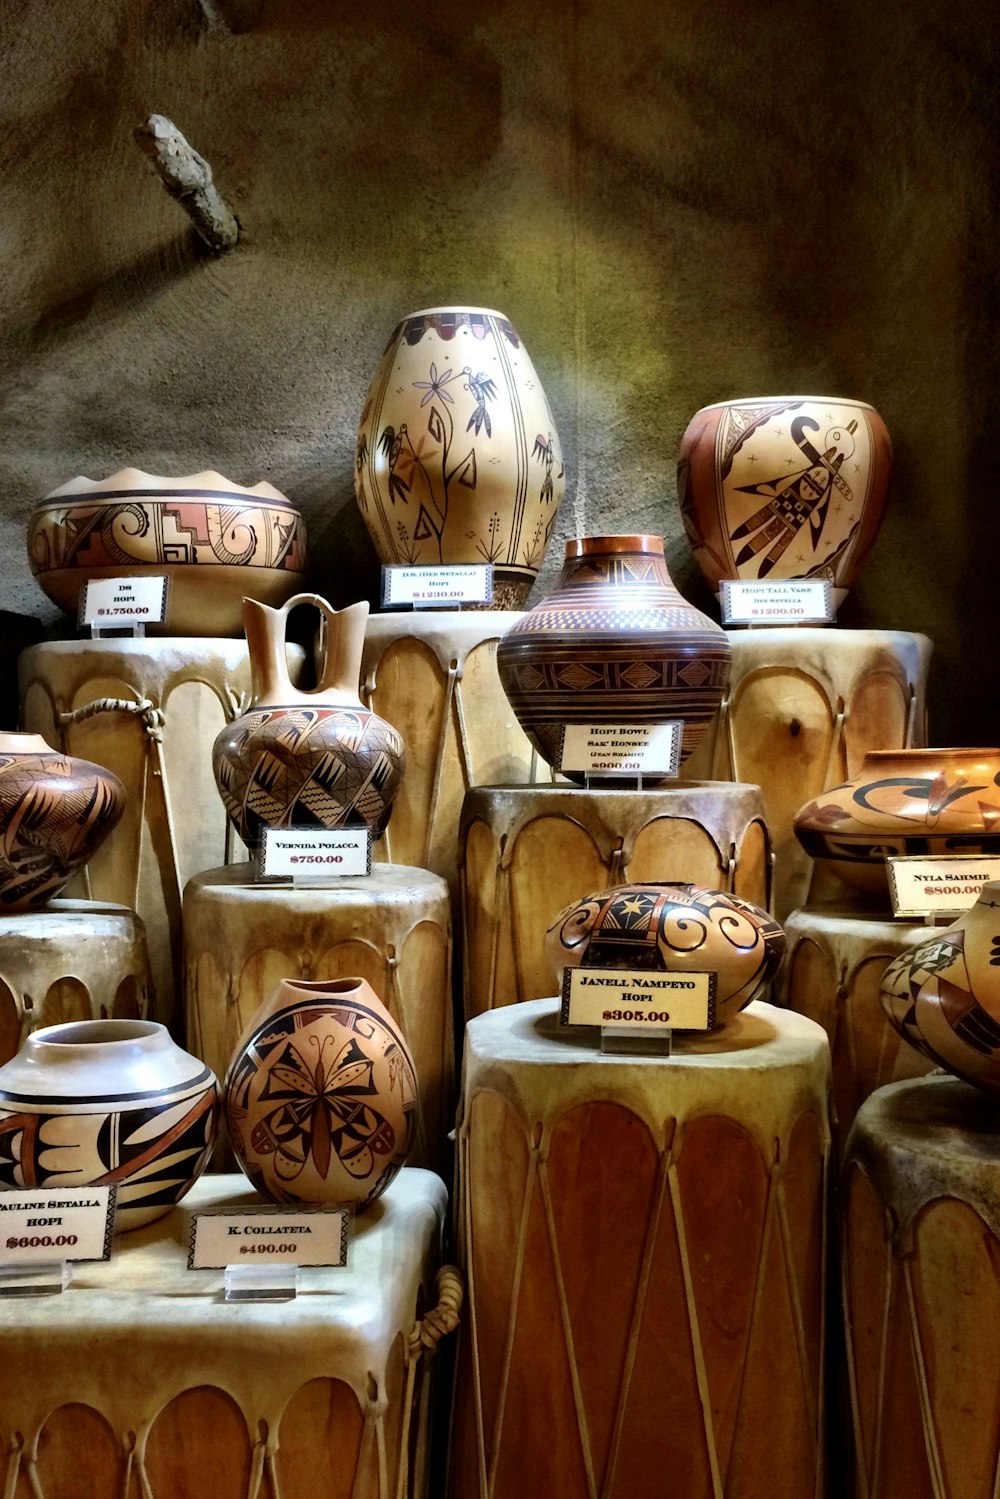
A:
[
  {"xmin": 678, "ymin": 396, "xmax": 892, "ymax": 603},
  {"xmin": 496, "ymin": 535, "xmax": 731, "ymax": 777},
  {"xmin": 224, "ymin": 976, "xmax": 419, "ymax": 1209},
  {"xmin": 0, "ymin": 1018, "xmax": 218, "ymax": 1229},
  {"xmin": 0, "ymin": 731, "xmax": 125, "ymax": 911},
  {"xmin": 354, "ymin": 306, "xmax": 564, "ymax": 608},
  {"xmin": 213, "ymin": 594, "xmax": 406, "ymax": 850}
]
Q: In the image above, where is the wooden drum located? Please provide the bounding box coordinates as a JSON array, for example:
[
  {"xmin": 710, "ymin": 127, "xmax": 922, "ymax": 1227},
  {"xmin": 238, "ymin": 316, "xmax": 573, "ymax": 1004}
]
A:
[
  {"xmin": 451, "ymin": 998, "xmax": 831, "ymax": 1499},
  {"xmin": 183, "ymin": 863, "xmax": 453, "ymax": 1173},
  {"xmin": 843, "ymin": 1077, "xmax": 1000, "ymax": 1499},
  {"xmin": 684, "ymin": 629, "xmax": 931, "ymax": 919},
  {"xmin": 360, "ymin": 612, "xmax": 548, "ymax": 892},
  {"xmin": 0, "ymin": 898, "xmax": 153, "ymax": 1066},
  {"xmin": 459, "ymin": 781, "xmax": 771, "ymax": 1018},
  {"xmin": 780, "ymin": 901, "xmax": 934, "ymax": 1148},
  {"xmin": 19, "ymin": 637, "xmax": 305, "ymax": 1032}
]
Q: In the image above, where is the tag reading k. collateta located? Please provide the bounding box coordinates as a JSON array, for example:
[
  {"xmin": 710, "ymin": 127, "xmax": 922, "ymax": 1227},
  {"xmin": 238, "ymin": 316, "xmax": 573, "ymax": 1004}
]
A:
[
  {"xmin": 887, "ymin": 854, "xmax": 1000, "ymax": 919},
  {"xmin": 0, "ymin": 1186, "xmax": 116, "ymax": 1264},
  {"xmin": 79, "ymin": 576, "xmax": 169, "ymax": 630},
  {"xmin": 188, "ymin": 1207, "xmax": 349, "ymax": 1270},
  {"xmin": 559, "ymin": 722, "xmax": 681, "ymax": 778},
  {"xmin": 381, "ymin": 563, "xmax": 493, "ymax": 608},
  {"xmin": 561, "ymin": 968, "xmax": 716, "ymax": 1031},
  {"xmin": 720, "ymin": 578, "xmax": 834, "ymax": 625},
  {"xmin": 258, "ymin": 826, "xmax": 372, "ymax": 881}
]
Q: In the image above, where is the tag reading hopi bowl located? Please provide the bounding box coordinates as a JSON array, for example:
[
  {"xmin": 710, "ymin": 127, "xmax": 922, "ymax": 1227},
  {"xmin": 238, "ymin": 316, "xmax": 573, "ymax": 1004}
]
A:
[
  {"xmin": 560, "ymin": 968, "xmax": 716, "ymax": 1031},
  {"xmin": 558, "ymin": 722, "xmax": 682, "ymax": 778}
]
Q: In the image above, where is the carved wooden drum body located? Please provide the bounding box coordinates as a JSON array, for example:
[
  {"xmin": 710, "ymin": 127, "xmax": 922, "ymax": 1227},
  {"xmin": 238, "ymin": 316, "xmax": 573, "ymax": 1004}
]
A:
[
  {"xmin": 451, "ymin": 999, "xmax": 831, "ymax": 1499},
  {"xmin": 0, "ymin": 898, "xmax": 153, "ymax": 1066},
  {"xmin": 780, "ymin": 902, "xmax": 934, "ymax": 1147},
  {"xmin": 459, "ymin": 782, "xmax": 771, "ymax": 1018},
  {"xmin": 360, "ymin": 612, "xmax": 547, "ymax": 891},
  {"xmin": 183, "ymin": 863, "xmax": 453, "ymax": 1174},
  {"xmin": 0, "ymin": 1171, "xmax": 447, "ymax": 1499},
  {"xmin": 843, "ymin": 1077, "xmax": 1000, "ymax": 1499},
  {"xmin": 684, "ymin": 628, "xmax": 931, "ymax": 919},
  {"xmin": 19, "ymin": 638, "xmax": 304, "ymax": 1029}
]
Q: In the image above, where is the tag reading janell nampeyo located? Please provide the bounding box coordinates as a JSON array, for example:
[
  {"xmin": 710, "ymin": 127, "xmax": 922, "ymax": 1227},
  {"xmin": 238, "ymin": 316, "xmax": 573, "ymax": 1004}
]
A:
[
  {"xmin": 561, "ymin": 968, "xmax": 716, "ymax": 1031},
  {"xmin": 258, "ymin": 826, "xmax": 372, "ymax": 880},
  {"xmin": 559, "ymin": 722, "xmax": 681, "ymax": 777},
  {"xmin": 79, "ymin": 575, "xmax": 169, "ymax": 627},
  {"xmin": 0, "ymin": 1186, "xmax": 116, "ymax": 1264},
  {"xmin": 887, "ymin": 854, "xmax": 1000, "ymax": 918},
  {"xmin": 720, "ymin": 578, "xmax": 834, "ymax": 625},
  {"xmin": 188, "ymin": 1207, "xmax": 349, "ymax": 1270},
  {"xmin": 381, "ymin": 563, "xmax": 493, "ymax": 608}
]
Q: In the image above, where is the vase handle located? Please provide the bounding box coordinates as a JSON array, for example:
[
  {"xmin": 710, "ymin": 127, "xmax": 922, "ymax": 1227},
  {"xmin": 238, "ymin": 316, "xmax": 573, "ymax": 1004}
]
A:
[{"xmin": 243, "ymin": 593, "xmax": 369, "ymax": 707}]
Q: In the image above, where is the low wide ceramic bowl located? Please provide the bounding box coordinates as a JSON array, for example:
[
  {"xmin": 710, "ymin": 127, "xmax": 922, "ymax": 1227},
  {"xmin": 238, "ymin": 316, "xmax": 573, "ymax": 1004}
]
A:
[
  {"xmin": 794, "ymin": 747, "xmax": 1000, "ymax": 894},
  {"xmin": 28, "ymin": 468, "xmax": 308, "ymax": 636}
]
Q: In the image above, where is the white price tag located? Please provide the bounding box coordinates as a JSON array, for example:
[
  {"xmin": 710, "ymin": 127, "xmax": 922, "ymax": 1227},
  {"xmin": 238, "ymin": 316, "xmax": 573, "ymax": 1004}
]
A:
[
  {"xmin": 721, "ymin": 579, "xmax": 834, "ymax": 625},
  {"xmin": 258, "ymin": 826, "xmax": 372, "ymax": 880},
  {"xmin": 79, "ymin": 576, "xmax": 169, "ymax": 627},
  {"xmin": 0, "ymin": 1187, "xmax": 115, "ymax": 1263},
  {"xmin": 560, "ymin": 968, "xmax": 715, "ymax": 1030},
  {"xmin": 559, "ymin": 722, "xmax": 681, "ymax": 777},
  {"xmin": 887, "ymin": 855, "xmax": 1000, "ymax": 918},
  {"xmin": 188, "ymin": 1207, "xmax": 349, "ymax": 1270},
  {"xmin": 381, "ymin": 563, "xmax": 493, "ymax": 607}
]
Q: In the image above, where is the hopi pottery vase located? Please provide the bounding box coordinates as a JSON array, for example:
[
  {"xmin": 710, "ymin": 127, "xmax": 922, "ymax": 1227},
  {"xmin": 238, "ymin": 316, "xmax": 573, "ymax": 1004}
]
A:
[
  {"xmin": 880, "ymin": 882, "xmax": 1000, "ymax": 1093},
  {"xmin": 545, "ymin": 883, "xmax": 785, "ymax": 1028},
  {"xmin": 213, "ymin": 594, "xmax": 405, "ymax": 851},
  {"xmin": 224, "ymin": 976, "xmax": 419, "ymax": 1209},
  {"xmin": 0, "ymin": 1019, "xmax": 218, "ymax": 1229},
  {"xmin": 678, "ymin": 396, "xmax": 891, "ymax": 601},
  {"xmin": 794, "ymin": 747, "xmax": 1000, "ymax": 894},
  {"xmin": 28, "ymin": 468, "xmax": 307, "ymax": 635},
  {"xmin": 0, "ymin": 731, "xmax": 125, "ymax": 912},
  {"xmin": 354, "ymin": 306, "xmax": 564, "ymax": 609},
  {"xmin": 496, "ymin": 535, "xmax": 730, "ymax": 776}
]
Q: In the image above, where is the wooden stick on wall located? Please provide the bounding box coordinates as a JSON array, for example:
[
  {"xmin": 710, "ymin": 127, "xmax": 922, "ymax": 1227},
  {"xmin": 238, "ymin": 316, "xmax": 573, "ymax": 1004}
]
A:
[{"xmin": 133, "ymin": 114, "xmax": 239, "ymax": 253}]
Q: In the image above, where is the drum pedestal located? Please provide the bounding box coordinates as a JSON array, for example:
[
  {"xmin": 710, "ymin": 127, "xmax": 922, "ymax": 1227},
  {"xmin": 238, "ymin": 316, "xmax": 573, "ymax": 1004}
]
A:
[
  {"xmin": 451, "ymin": 998, "xmax": 831, "ymax": 1499},
  {"xmin": 684, "ymin": 628, "xmax": 931, "ymax": 919},
  {"xmin": 0, "ymin": 1170, "xmax": 449, "ymax": 1499},
  {"xmin": 0, "ymin": 898, "xmax": 153, "ymax": 1066},
  {"xmin": 183, "ymin": 863, "xmax": 453, "ymax": 1174},
  {"xmin": 843, "ymin": 1077, "xmax": 1000, "ymax": 1498},
  {"xmin": 780, "ymin": 899, "xmax": 934, "ymax": 1149},
  {"xmin": 459, "ymin": 781, "xmax": 772, "ymax": 1019}
]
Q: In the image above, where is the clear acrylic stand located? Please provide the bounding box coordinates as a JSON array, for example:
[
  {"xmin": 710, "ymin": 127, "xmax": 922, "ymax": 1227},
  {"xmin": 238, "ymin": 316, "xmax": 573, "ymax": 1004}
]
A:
[
  {"xmin": 224, "ymin": 1263, "xmax": 299, "ymax": 1302},
  {"xmin": 601, "ymin": 1025, "xmax": 673, "ymax": 1057},
  {"xmin": 90, "ymin": 623, "xmax": 146, "ymax": 639},
  {"xmin": 0, "ymin": 1261, "xmax": 72, "ymax": 1297}
]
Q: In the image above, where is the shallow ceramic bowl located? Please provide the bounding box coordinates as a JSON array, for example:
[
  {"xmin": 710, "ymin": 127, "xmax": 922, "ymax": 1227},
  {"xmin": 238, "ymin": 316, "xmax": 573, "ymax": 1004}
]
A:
[{"xmin": 28, "ymin": 468, "xmax": 308, "ymax": 636}]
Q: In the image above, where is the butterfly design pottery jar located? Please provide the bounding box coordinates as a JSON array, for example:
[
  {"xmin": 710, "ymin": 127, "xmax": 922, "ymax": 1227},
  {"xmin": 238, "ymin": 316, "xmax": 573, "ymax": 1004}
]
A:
[
  {"xmin": 224, "ymin": 976, "xmax": 419, "ymax": 1209},
  {"xmin": 678, "ymin": 395, "xmax": 892, "ymax": 604},
  {"xmin": 794, "ymin": 747, "xmax": 1000, "ymax": 894},
  {"xmin": 880, "ymin": 881, "xmax": 1000, "ymax": 1092},
  {"xmin": 545, "ymin": 882, "xmax": 785, "ymax": 1028},
  {"xmin": 496, "ymin": 535, "xmax": 730, "ymax": 777},
  {"xmin": 355, "ymin": 306, "xmax": 564, "ymax": 609},
  {"xmin": 213, "ymin": 593, "xmax": 406, "ymax": 850},
  {"xmin": 0, "ymin": 731, "xmax": 125, "ymax": 912},
  {"xmin": 0, "ymin": 1019, "xmax": 218, "ymax": 1229}
]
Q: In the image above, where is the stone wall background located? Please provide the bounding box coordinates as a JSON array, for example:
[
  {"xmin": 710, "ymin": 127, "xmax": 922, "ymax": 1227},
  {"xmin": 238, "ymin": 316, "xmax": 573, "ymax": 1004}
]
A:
[{"xmin": 1, "ymin": 0, "xmax": 996, "ymax": 739}]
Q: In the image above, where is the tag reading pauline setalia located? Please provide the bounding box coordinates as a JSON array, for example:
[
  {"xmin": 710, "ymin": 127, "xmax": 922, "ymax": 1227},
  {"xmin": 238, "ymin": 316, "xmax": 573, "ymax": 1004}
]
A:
[
  {"xmin": 560, "ymin": 968, "xmax": 716, "ymax": 1031},
  {"xmin": 0, "ymin": 1186, "xmax": 116, "ymax": 1264}
]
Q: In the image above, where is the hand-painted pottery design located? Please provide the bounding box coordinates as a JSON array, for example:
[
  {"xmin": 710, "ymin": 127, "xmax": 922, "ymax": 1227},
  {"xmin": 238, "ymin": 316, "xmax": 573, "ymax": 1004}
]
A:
[
  {"xmin": 794, "ymin": 747, "xmax": 1000, "ymax": 894},
  {"xmin": 880, "ymin": 882, "xmax": 1000, "ymax": 1092},
  {"xmin": 0, "ymin": 731, "xmax": 125, "ymax": 912},
  {"xmin": 213, "ymin": 594, "xmax": 405, "ymax": 850},
  {"xmin": 224, "ymin": 976, "xmax": 418, "ymax": 1209},
  {"xmin": 496, "ymin": 535, "xmax": 730, "ymax": 776},
  {"xmin": 678, "ymin": 396, "xmax": 891, "ymax": 600},
  {"xmin": 545, "ymin": 883, "xmax": 785, "ymax": 1027},
  {"xmin": 354, "ymin": 307, "xmax": 564, "ymax": 609},
  {"xmin": 28, "ymin": 468, "xmax": 308, "ymax": 635},
  {"xmin": 0, "ymin": 1019, "xmax": 218, "ymax": 1229}
]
